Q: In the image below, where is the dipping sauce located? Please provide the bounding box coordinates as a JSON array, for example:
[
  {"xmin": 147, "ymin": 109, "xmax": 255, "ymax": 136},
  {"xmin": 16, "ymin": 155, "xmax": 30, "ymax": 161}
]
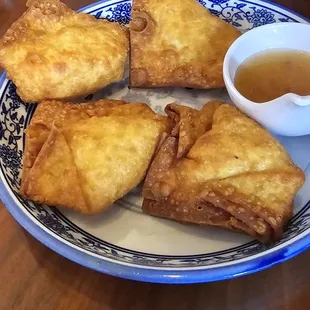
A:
[{"xmin": 234, "ymin": 49, "xmax": 310, "ymax": 103}]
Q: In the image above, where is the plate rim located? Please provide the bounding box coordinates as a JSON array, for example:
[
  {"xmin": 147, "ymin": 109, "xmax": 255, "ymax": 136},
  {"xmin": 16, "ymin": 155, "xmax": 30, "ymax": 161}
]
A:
[
  {"xmin": 1, "ymin": 169, "xmax": 310, "ymax": 283},
  {"xmin": 80, "ymin": 0, "xmax": 310, "ymax": 23},
  {"xmin": 1, "ymin": 0, "xmax": 310, "ymax": 283}
]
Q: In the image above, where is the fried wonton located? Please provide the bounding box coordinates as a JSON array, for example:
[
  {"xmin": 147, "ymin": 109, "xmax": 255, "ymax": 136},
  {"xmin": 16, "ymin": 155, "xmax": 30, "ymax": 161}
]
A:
[
  {"xmin": 142, "ymin": 102, "xmax": 305, "ymax": 243},
  {"xmin": 129, "ymin": 0, "xmax": 240, "ymax": 88},
  {"xmin": 21, "ymin": 99, "xmax": 168, "ymax": 214},
  {"xmin": 0, "ymin": 0, "xmax": 129, "ymax": 102}
]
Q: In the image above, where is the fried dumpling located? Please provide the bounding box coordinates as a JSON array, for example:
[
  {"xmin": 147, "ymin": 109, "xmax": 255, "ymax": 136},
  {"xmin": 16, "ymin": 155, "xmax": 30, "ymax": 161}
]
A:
[
  {"xmin": 142, "ymin": 102, "xmax": 305, "ymax": 243},
  {"xmin": 129, "ymin": 0, "xmax": 240, "ymax": 88},
  {"xmin": 0, "ymin": 0, "xmax": 129, "ymax": 102},
  {"xmin": 20, "ymin": 99, "xmax": 127, "ymax": 186},
  {"xmin": 21, "ymin": 100, "xmax": 168, "ymax": 214}
]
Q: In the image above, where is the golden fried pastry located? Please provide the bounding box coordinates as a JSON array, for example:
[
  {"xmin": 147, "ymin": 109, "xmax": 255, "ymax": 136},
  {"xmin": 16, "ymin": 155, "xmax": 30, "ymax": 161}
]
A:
[
  {"xmin": 129, "ymin": 0, "xmax": 240, "ymax": 88},
  {"xmin": 0, "ymin": 0, "xmax": 129, "ymax": 102},
  {"xmin": 142, "ymin": 102, "xmax": 305, "ymax": 243},
  {"xmin": 21, "ymin": 100, "xmax": 168, "ymax": 214},
  {"xmin": 20, "ymin": 99, "xmax": 127, "ymax": 186}
]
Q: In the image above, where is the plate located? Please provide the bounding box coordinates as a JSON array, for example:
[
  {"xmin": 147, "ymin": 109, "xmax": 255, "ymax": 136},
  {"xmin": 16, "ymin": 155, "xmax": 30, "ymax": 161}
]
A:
[{"xmin": 0, "ymin": 0, "xmax": 309, "ymax": 284}]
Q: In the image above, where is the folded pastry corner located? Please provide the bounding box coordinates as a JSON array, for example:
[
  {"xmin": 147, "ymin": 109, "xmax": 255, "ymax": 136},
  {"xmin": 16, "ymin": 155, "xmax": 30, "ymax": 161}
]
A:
[
  {"xmin": 21, "ymin": 99, "xmax": 168, "ymax": 214},
  {"xmin": 130, "ymin": 0, "xmax": 240, "ymax": 88},
  {"xmin": 142, "ymin": 102, "xmax": 305, "ymax": 243},
  {"xmin": 20, "ymin": 99, "xmax": 127, "ymax": 194}
]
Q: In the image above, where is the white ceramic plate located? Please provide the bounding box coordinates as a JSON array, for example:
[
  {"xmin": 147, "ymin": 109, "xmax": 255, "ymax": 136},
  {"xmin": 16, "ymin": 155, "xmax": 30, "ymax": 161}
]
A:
[{"xmin": 0, "ymin": 0, "xmax": 309, "ymax": 284}]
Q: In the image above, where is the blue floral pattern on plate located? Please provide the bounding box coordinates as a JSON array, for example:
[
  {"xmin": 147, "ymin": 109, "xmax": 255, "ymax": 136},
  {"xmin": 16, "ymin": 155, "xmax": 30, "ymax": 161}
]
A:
[
  {"xmin": 105, "ymin": 3, "xmax": 132, "ymax": 24},
  {"xmin": 0, "ymin": 0, "xmax": 309, "ymax": 281},
  {"xmin": 94, "ymin": 0, "xmax": 296, "ymax": 30}
]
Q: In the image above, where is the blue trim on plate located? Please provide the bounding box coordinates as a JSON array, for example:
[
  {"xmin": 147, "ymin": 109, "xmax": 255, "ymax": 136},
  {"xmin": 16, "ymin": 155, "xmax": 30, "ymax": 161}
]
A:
[
  {"xmin": 240, "ymin": 1, "xmax": 298, "ymax": 22},
  {"xmin": 1, "ymin": 0, "xmax": 310, "ymax": 284},
  {"xmin": 2, "ymin": 153, "xmax": 310, "ymax": 268},
  {"xmin": 79, "ymin": 0, "xmax": 310, "ymax": 24},
  {"xmin": 0, "ymin": 76, "xmax": 8, "ymax": 104},
  {"xmin": 0, "ymin": 72, "xmax": 6, "ymax": 87},
  {"xmin": 257, "ymin": 0, "xmax": 310, "ymax": 23},
  {"xmin": 52, "ymin": 202, "xmax": 310, "ymax": 259},
  {"xmin": 1, "ymin": 178, "xmax": 310, "ymax": 284},
  {"xmin": 53, "ymin": 207, "xmax": 259, "ymax": 258}
]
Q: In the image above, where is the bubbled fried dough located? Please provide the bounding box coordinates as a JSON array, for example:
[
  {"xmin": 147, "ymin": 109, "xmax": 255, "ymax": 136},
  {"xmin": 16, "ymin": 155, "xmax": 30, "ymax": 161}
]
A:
[
  {"xmin": 130, "ymin": 0, "xmax": 240, "ymax": 88},
  {"xmin": 142, "ymin": 101, "xmax": 305, "ymax": 243},
  {"xmin": 0, "ymin": 0, "xmax": 129, "ymax": 102},
  {"xmin": 21, "ymin": 100, "xmax": 169, "ymax": 214}
]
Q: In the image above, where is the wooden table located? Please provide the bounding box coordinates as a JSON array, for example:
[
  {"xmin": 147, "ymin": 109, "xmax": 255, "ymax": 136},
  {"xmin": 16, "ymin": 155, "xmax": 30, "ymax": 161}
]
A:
[{"xmin": 0, "ymin": 1, "xmax": 309, "ymax": 309}]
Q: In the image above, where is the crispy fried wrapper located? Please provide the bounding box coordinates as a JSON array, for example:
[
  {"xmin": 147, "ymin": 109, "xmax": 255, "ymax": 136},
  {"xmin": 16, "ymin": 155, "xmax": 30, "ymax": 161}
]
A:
[
  {"xmin": 129, "ymin": 0, "xmax": 240, "ymax": 88},
  {"xmin": 21, "ymin": 100, "xmax": 168, "ymax": 214},
  {"xmin": 0, "ymin": 0, "xmax": 129, "ymax": 102},
  {"xmin": 142, "ymin": 102, "xmax": 305, "ymax": 243}
]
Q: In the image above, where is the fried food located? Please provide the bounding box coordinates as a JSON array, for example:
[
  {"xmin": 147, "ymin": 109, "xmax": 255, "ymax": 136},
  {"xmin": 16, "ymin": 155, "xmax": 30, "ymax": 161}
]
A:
[
  {"xmin": 0, "ymin": 0, "xmax": 129, "ymax": 102},
  {"xmin": 142, "ymin": 102, "xmax": 305, "ymax": 243},
  {"xmin": 20, "ymin": 99, "xmax": 126, "ymax": 186},
  {"xmin": 21, "ymin": 100, "xmax": 168, "ymax": 214},
  {"xmin": 129, "ymin": 0, "xmax": 240, "ymax": 88}
]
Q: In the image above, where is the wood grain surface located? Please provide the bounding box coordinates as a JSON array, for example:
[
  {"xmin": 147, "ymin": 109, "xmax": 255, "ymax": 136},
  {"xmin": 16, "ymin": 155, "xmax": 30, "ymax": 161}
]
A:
[{"xmin": 0, "ymin": 1, "xmax": 309, "ymax": 309}]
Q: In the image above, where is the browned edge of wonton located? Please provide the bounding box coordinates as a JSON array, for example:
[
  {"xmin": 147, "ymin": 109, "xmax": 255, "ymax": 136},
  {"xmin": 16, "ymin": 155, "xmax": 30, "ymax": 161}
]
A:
[
  {"xmin": 142, "ymin": 101, "xmax": 305, "ymax": 243},
  {"xmin": 129, "ymin": 0, "xmax": 240, "ymax": 88},
  {"xmin": 20, "ymin": 99, "xmax": 127, "ymax": 195}
]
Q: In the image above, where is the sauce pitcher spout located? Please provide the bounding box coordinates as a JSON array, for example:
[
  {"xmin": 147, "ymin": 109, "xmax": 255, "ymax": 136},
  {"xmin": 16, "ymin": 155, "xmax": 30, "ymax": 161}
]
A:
[{"xmin": 290, "ymin": 94, "xmax": 310, "ymax": 107}]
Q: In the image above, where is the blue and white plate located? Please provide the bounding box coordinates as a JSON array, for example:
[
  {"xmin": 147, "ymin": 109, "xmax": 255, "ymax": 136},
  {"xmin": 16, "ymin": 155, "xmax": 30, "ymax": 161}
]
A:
[{"xmin": 0, "ymin": 0, "xmax": 309, "ymax": 284}]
